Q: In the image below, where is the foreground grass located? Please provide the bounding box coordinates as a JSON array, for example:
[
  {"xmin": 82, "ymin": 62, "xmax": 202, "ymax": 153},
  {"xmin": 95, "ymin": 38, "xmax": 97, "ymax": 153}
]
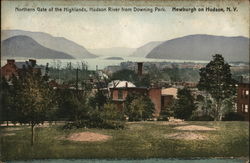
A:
[{"xmin": 0, "ymin": 121, "xmax": 249, "ymax": 161}]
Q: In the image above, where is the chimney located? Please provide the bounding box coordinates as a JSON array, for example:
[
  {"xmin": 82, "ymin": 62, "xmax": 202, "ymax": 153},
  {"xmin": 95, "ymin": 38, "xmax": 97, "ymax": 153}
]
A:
[
  {"xmin": 7, "ymin": 59, "xmax": 15, "ymax": 65},
  {"xmin": 29, "ymin": 59, "xmax": 36, "ymax": 67},
  {"xmin": 125, "ymin": 82, "xmax": 128, "ymax": 88},
  {"xmin": 137, "ymin": 62, "xmax": 143, "ymax": 76}
]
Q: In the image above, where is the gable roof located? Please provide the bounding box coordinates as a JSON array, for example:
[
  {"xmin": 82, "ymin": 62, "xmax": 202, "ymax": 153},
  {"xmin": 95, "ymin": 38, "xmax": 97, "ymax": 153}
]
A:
[{"xmin": 108, "ymin": 80, "xmax": 136, "ymax": 88}]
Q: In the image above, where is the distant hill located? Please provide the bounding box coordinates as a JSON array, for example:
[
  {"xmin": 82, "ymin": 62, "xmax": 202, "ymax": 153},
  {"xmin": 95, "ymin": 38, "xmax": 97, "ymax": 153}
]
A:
[
  {"xmin": 1, "ymin": 30, "xmax": 97, "ymax": 58},
  {"xmin": 1, "ymin": 35, "xmax": 74, "ymax": 59},
  {"xmin": 130, "ymin": 41, "xmax": 162, "ymax": 57},
  {"xmin": 146, "ymin": 34, "xmax": 249, "ymax": 62},
  {"xmin": 88, "ymin": 47, "xmax": 135, "ymax": 57}
]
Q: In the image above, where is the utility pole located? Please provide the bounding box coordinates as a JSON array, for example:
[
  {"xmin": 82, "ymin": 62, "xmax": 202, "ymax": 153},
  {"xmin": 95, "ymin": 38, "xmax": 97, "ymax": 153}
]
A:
[{"xmin": 76, "ymin": 68, "xmax": 79, "ymax": 96}]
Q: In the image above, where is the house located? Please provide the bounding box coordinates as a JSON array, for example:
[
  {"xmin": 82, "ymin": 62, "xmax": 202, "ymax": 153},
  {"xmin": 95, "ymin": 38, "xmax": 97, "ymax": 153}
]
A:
[
  {"xmin": 237, "ymin": 83, "xmax": 249, "ymax": 120},
  {"xmin": 108, "ymin": 80, "xmax": 136, "ymax": 89},
  {"xmin": 110, "ymin": 86, "xmax": 162, "ymax": 117},
  {"xmin": 1, "ymin": 59, "xmax": 42, "ymax": 80}
]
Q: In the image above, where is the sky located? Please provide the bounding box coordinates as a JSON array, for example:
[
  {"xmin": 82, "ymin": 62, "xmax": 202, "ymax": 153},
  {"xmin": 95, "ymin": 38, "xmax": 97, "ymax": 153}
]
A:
[{"xmin": 1, "ymin": 0, "xmax": 249, "ymax": 49}]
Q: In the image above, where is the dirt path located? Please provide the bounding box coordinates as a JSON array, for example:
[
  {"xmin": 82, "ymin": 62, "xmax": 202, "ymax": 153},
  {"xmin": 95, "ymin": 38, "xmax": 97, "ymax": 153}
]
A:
[
  {"xmin": 65, "ymin": 132, "xmax": 111, "ymax": 142},
  {"xmin": 174, "ymin": 125, "xmax": 217, "ymax": 131}
]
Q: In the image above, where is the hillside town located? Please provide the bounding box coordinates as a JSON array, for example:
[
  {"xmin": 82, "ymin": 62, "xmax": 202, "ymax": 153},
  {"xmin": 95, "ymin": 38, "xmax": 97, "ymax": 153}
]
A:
[{"xmin": 1, "ymin": 57, "xmax": 249, "ymax": 125}]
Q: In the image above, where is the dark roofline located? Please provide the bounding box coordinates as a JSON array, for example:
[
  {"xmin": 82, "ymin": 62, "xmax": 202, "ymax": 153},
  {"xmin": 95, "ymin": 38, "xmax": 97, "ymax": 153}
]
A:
[{"xmin": 110, "ymin": 87, "xmax": 161, "ymax": 90}]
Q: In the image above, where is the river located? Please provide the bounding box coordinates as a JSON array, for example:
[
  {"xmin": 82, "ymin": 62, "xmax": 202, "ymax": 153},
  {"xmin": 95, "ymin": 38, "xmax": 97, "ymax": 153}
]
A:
[{"xmin": 1, "ymin": 56, "xmax": 209, "ymax": 70}]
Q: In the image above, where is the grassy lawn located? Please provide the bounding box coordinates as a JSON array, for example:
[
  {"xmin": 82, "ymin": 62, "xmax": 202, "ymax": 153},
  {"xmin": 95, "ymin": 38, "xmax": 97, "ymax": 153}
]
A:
[{"xmin": 0, "ymin": 121, "xmax": 249, "ymax": 161}]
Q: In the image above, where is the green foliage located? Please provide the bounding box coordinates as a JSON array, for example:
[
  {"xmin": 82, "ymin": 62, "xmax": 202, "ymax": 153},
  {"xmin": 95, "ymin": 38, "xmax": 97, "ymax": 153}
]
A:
[
  {"xmin": 125, "ymin": 93, "xmax": 154, "ymax": 121},
  {"xmin": 63, "ymin": 103, "xmax": 125, "ymax": 129},
  {"xmin": 99, "ymin": 103, "xmax": 125, "ymax": 129},
  {"xmin": 10, "ymin": 65, "xmax": 56, "ymax": 145},
  {"xmin": 12, "ymin": 67, "xmax": 55, "ymax": 125},
  {"xmin": 111, "ymin": 69, "xmax": 151, "ymax": 87},
  {"xmin": 190, "ymin": 115, "xmax": 214, "ymax": 121},
  {"xmin": 135, "ymin": 74, "xmax": 151, "ymax": 87},
  {"xmin": 198, "ymin": 54, "xmax": 236, "ymax": 120},
  {"xmin": 144, "ymin": 64, "xmax": 162, "ymax": 81},
  {"xmin": 161, "ymin": 67, "xmax": 200, "ymax": 83},
  {"xmin": 222, "ymin": 112, "xmax": 245, "ymax": 121},
  {"xmin": 0, "ymin": 77, "xmax": 13, "ymax": 125},
  {"xmin": 145, "ymin": 64, "xmax": 200, "ymax": 83},
  {"xmin": 173, "ymin": 87, "xmax": 196, "ymax": 120},
  {"xmin": 111, "ymin": 69, "xmax": 138, "ymax": 82},
  {"xmin": 88, "ymin": 90, "xmax": 107, "ymax": 110},
  {"xmin": 102, "ymin": 103, "xmax": 124, "ymax": 121},
  {"xmin": 162, "ymin": 65, "xmax": 181, "ymax": 82},
  {"xmin": 221, "ymin": 96, "xmax": 237, "ymax": 114},
  {"xmin": 57, "ymin": 88, "xmax": 89, "ymax": 122},
  {"xmin": 159, "ymin": 104, "xmax": 174, "ymax": 121},
  {"xmin": 195, "ymin": 94, "xmax": 215, "ymax": 118},
  {"xmin": 48, "ymin": 64, "xmax": 91, "ymax": 83}
]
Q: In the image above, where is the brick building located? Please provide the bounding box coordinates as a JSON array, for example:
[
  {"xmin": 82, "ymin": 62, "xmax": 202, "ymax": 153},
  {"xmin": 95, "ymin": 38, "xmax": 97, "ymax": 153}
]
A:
[
  {"xmin": 237, "ymin": 83, "xmax": 249, "ymax": 120},
  {"xmin": 1, "ymin": 59, "xmax": 41, "ymax": 80},
  {"xmin": 110, "ymin": 87, "xmax": 162, "ymax": 117}
]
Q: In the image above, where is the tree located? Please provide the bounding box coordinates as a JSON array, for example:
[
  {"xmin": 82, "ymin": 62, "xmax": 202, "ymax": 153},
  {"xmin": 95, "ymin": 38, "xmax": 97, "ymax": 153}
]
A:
[
  {"xmin": 12, "ymin": 66, "xmax": 55, "ymax": 145},
  {"xmin": 111, "ymin": 69, "xmax": 151, "ymax": 87},
  {"xmin": 135, "ymin": 74, "xmax": 151, "ymax": 87},
  {"xmin": 173, "ymin": 87, "xmax": 196, "ymax": 120},
  {"xmin": 57, "ymin": 85, "xmax": 90, "ymax": 124},
  {"xmin": 100, "ymin": 103, "xmax": 125, "ymax": 129},
  {"xmin": 111, "ymin": 69, "xmax": 138, "ymax": 83},
  {"xmin": 198, "ymin": 54, "xmax": 236, "ymax": 120},
  {"xmin": 88, "ymin": 90, "xmax": 107, "ymax": 110},
  {"xmin": 195, "ymin": 94, "xmax": 214, "ymax": 116},
  {"xmin": 159, "ymin": 101, "xmax": 175, "ymax": 121},
  {"xmin": 0, "ymin": 77, "xmax": 12, "ymax": 126},
  {"xmin": 125, "ymin": 94, "xmax": 154, "ymax": 121}
]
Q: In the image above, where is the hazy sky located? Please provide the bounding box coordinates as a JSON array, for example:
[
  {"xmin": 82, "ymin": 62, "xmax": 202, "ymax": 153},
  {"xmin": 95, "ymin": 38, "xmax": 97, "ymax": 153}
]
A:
[{"xmin": 1, "ymin": 0, "xmax": 249, "ymax": 49}]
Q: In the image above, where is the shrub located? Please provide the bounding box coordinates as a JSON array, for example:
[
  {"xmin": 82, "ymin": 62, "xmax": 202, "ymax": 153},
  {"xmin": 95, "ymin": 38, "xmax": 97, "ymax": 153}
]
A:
[
  {"xmin": 190, "ymin": 115, "xmax": 214, "ymax": 121},
  {"xmin": 63, "ymin": 103, "xmax": 125, "ymax": 129},
  {"xmin": 158, "ymin": 105, "xmax": 174, "ymax": 121},
  {"xmin": 222, "ymin": 112, "xmax": 245, "ymax": 121},
  {"xmin": 99, "ymin": 103, "xmax": 125, "ymax": 129}
]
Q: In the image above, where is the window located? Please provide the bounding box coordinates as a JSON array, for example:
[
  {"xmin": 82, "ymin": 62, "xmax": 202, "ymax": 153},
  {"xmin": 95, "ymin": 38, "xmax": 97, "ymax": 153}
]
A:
[
  {"xmin": 245, "ymin": 90, "xmax": 249, "ymax": 95},
  {"xmin": 245, "ymin": 105, "xmax": 248, "ymax": 113},
  {"xmin": 118, "ymin": 90, "xmax": 123, "ymax": 99},
  {"xmin": 241, "ymin": 104, "xmax": 245, "ymax": 112}
]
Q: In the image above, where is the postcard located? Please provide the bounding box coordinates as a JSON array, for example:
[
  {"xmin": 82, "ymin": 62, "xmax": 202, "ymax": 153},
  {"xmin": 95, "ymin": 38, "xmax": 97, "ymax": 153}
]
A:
[{"xmin": 1, "ymin": 0, "xmax": 249, "ymax": 163}]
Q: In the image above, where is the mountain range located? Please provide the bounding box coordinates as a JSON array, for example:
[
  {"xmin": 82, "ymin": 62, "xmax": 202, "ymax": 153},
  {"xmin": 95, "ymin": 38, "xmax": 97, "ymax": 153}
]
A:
[
  {"xmin": 130, "ymin": 41, "xmax": 162, "ymax": 57},
  {"xmin": 1, "ymin": 35, "xmax": 74, "ymax": 59},
  {"xmin": 1, "ymin": 30, "xmax": 97, "ymax": 59},
  {"xmin": 1, "ymin": 30, "xmax": 249, "ymax": 62},
  {"xmin": 146, "ymin": 34, "xmax": 249, "ymax": 62}
]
